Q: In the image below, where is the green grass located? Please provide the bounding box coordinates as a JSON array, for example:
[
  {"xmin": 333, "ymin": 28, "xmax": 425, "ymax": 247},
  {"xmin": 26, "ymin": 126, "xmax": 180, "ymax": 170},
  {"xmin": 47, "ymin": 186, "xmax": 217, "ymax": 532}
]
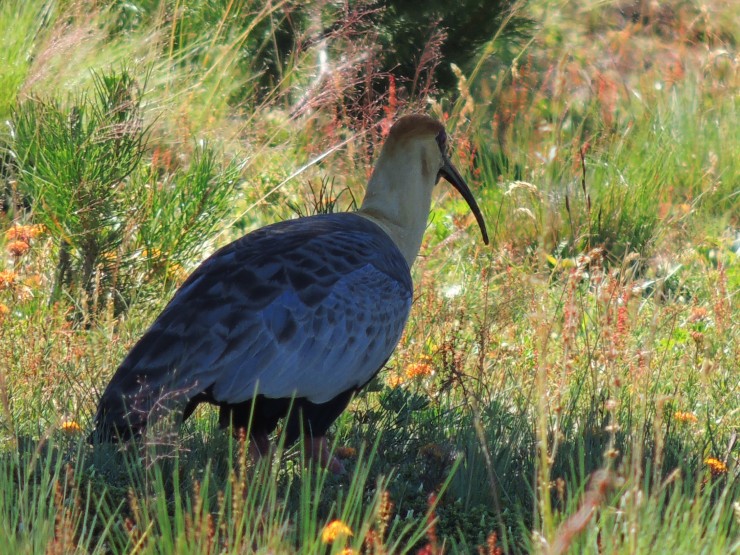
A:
[{"xmin": 1, "ymin": 0, "xmax": 738, "ymax": 553}]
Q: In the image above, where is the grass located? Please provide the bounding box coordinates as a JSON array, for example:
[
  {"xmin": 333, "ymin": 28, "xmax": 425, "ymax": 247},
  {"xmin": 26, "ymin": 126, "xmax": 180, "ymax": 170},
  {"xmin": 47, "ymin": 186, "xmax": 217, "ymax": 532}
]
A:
[{"xmin": 0, "ymin": 0, "xmax": 738, "ymax": 553}]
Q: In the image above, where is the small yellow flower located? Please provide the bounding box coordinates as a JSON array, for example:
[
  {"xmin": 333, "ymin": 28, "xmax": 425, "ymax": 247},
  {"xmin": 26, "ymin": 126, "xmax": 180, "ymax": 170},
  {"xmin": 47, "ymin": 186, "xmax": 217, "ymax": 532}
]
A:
[
  {"xmin": 704, "ymin": 457, "xmax": 728, "ymax": 476},
  {"xmin": 339, "ymin": 549, "xmax": 358, "ymax": 555},
  {"xmin": 386, "ymin": 373, "xmax": 404, "ymax": 388},
  {"xmin": 143, "ymin": 248, "xmax": 162, "ymax": 260},
  {"xmin": 7, "ymin": 240, "xmax": 30, "ymax": 257},
  {"xmin": 166, "ymin": 263, "xmax": 188, "ymax": 284},
  {"xmin": 61, "ymin": 421, "xmax": 82, "ymax": 434},
  {"xmin": 405, "ymin": 362, "xmax": 432, "ymax": 379},
  {"xmin": 673, "ymin": 411, "xmax": 698, "ymax": 423},
  {"xmin": 0, "ymin": 303, "xmax": 9, "ymax": 321},
  {"xmin": 321, "ymin": 520, "xmax": 353, "ymax": 544}
]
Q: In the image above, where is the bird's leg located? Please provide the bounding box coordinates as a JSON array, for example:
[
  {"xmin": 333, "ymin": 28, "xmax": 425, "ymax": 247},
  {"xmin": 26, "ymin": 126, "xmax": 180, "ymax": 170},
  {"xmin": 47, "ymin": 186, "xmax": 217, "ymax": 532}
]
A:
[
  {"xmin": 303, "ymin": 435, "xmax": 345, "ymax": 475},
  {"xmin": 248, "ymin": 432, "xmax": 271, "ymax": 462}
]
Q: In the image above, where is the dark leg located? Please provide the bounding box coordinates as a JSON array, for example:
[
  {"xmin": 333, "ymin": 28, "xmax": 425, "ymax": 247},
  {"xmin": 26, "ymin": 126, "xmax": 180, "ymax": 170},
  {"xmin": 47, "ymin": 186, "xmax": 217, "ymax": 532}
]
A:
[
  {"xmin": 285, "ymin": 389, "xmax": 355, "ymax": 474},
  {"xmin": 219, "ymin": 396, "xmax": 291, "ymax": 460}
]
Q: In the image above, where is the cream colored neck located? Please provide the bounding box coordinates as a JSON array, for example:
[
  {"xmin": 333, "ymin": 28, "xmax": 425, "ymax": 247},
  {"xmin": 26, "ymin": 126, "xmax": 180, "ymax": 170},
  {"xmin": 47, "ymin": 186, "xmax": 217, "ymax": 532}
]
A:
[{"xmin": 356, "ymin": 154, "xmax": 435, "ymax": 268}]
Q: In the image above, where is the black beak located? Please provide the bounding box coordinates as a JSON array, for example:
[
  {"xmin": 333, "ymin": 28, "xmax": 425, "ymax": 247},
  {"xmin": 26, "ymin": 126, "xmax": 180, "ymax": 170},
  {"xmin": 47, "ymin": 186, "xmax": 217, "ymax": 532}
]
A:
[{"xmin": 439, "ymin": 155, "xmax": 489, "ymax": 245}]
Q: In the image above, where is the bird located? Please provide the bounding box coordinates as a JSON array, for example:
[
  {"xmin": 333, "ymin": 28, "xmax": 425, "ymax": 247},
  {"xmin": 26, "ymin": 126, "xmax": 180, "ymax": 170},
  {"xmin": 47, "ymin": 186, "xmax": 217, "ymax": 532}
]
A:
[{"xmin": 91, "ymin": 114, "xmax": 489, "ymax": 473}]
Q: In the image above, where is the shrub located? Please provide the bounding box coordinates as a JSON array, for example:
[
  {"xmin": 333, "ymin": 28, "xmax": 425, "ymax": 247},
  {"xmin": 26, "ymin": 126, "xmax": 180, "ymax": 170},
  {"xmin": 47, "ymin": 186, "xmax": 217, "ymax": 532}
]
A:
[{"xmin": 6, "ymin": 68, "xmax": 241, "ymax": 319}]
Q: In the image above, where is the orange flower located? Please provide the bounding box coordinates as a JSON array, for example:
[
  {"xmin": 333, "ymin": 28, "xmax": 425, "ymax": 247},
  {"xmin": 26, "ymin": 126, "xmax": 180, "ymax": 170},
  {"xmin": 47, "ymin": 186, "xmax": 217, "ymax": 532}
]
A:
[
  {"xmin": 0, "ymin": 303, "xmax": 9, "ymax": 320},
  {"xmin": 61, "ymin": 421, "xmax": 82, "ymax": 434},
  {"xmin": 704, "ymin": 457, "xmax": 728, "ymax": 476},
  {"xmin": 339, "ymin": 549, "xmax": 358, "ymax": 555},
  {"xmin": 405, "ymin": 362, "xmax": 432, "ymax": 379},
  {"xmin": 673, "ymin": 411, "xmax": 698, "ymax": 423},
  {"xmin": 386, "ymin": 373, "xmax": 404, "ymax": 388},
  {"xmin": 0, "ymin": 270, "xmax": 18, "ymax": 288},
  {"xmin": 7, "ymin": 240, "xmax": 30, "ymax": 256},
  {"xmin": 321, "ymin": 520, "xmax": 353, "ymax": 544},
  {"xmin": 5, "ymin": 224, "xmax": 44, "ymax": 242}
]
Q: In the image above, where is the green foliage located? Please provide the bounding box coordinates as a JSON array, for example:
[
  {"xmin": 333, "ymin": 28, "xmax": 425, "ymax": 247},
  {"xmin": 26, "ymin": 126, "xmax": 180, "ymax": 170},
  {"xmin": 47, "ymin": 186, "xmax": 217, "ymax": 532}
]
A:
[
  {"xmin": 0, "ymin": 0, "xmax": 54, "ymax": 121},
  {"xmin": 7, "ymin": 68, "xmax": 241, "ymax": 318},
  {"xmin": 10, "ymin": 69, "xmax": 147, "ymax": 312},
  {"xmin": 375, "ymin": 0, "xmax": 533, "ymax": 92},
  {"xmin": 108, "ymin": 0, "xmax": 534, "ymax": 104}
]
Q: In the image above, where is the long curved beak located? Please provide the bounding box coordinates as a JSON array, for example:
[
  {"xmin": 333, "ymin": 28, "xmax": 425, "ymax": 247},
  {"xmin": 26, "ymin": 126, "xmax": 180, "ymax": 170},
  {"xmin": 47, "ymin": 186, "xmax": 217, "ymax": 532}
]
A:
[{"xmin": 439, "ymin": 155, "xmax": 489, "ymax": 245}]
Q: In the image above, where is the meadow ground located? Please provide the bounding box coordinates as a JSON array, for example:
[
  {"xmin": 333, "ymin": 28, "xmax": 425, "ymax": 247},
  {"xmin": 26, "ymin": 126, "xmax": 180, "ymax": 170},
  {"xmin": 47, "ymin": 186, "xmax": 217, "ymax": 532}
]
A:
[{"xmin": 0, "ymin": 0, "xmax": 738, "ymax": 553}]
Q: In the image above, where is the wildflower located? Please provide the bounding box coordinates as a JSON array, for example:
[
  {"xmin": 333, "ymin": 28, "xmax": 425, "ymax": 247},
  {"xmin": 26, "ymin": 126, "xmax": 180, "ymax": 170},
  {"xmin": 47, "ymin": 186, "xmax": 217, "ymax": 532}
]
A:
[
  {"xmin": 166, "ymin": 263, "xmax": 188, "ymax": 284},
  {"xmin": 0, "ymin": 303, "xmax": 9, "ymax": 321},
  {"xmin": 7, "ymin": 240, "xmax": 30, "ymax": 257},
  {"xmin": 0, "ymin": 270, "xmax": 18, "ymax": 289},
  {"xmin": 335, "ymin": 446, "xmax": 357, "ymax": 459},
  {"xmin": 704, "ymin": 457, "xmax": 728, "ymax": 476},
  {"xmin": 339, "ymin": 549, "xmax": 358, "ymax": 555},
  {"xmin": 61, "ymin": 421, "xmax": 82, "ymax": 434},
  {"xmin": 5, "ymin": 227, "xmax": 23, "ymax": 241},
  {"xmin": 405, "ymin": 361, "xmax": 433, "ymax": 379},
  {"xmin": 321, "ymin": 520, "xmax": 353, "ymax": 544},
  {"xmin": 5, "ymin": 224, "xmax": 44, "ymax": 242},
  {"xmin": 673, "ymin": 411, "xmax": 698, "ymax": 423},
  {"xmin": 386, "ymin": 373, "xmax": 404, "ymax": 388}
]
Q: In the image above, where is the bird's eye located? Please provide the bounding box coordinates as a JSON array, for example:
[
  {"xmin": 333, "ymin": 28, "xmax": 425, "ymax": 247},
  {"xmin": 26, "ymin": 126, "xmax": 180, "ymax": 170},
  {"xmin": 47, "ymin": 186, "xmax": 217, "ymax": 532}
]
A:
[{"xmin": 436, "ymin": 130, "xmax": 447, "ymax": 151}]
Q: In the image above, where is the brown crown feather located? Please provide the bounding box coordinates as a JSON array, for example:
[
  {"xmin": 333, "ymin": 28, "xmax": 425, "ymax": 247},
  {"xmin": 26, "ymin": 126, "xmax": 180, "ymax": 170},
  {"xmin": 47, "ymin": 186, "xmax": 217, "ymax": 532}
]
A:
[{"xmin": 386, "ymin": 114, "xmax": 445, "ymax": 142}]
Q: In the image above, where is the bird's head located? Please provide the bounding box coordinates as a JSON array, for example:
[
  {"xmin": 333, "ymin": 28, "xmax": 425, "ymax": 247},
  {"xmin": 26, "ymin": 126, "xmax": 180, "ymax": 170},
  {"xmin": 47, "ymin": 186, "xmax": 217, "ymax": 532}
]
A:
[{"xmin": 359, "ymin": 114, "xmax": 489, "ymax": 266}]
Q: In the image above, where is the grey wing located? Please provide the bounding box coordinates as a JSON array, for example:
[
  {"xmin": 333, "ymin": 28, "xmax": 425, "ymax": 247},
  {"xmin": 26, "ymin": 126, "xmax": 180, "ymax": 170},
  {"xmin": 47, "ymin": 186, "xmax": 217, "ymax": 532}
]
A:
[{"xmin": 209, "ymin": 263, "xmax": 412, "ymax": 403}]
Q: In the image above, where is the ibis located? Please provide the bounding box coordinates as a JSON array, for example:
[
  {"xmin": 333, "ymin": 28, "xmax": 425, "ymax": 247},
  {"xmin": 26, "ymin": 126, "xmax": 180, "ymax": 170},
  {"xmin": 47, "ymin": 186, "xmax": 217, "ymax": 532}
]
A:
[{"xmin": 92, "ymin": 114, "xmax": 489, "ymax": 473}]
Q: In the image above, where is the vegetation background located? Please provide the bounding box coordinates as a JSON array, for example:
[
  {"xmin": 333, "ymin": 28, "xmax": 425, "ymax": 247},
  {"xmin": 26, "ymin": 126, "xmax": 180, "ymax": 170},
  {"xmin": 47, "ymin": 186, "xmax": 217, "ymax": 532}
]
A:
[{"xmin": 0, "ymin": 0, "xmax": 737, "ymax": 553}]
